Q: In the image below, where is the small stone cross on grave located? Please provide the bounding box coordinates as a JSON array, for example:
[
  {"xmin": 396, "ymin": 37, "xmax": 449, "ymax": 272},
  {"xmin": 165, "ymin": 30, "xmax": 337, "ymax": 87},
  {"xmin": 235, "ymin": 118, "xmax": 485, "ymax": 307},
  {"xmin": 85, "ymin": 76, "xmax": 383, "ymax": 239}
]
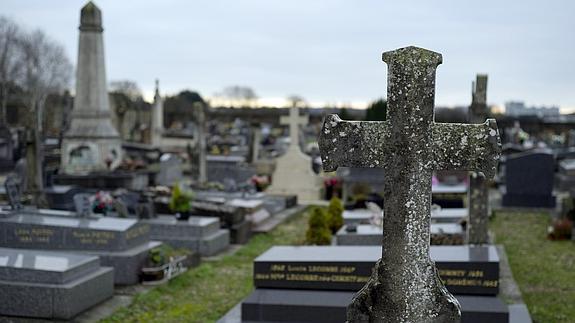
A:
[
  {"xmin": 468, "ymin": 74, "xmax": 490, "ymax": 244},
  {"xmin": 318, "ymin": 46, "xmax": 501, "ymax": 322},
  {"xmin": 280, "ymin": 106, "xmax": 308, "ymax": 151}
]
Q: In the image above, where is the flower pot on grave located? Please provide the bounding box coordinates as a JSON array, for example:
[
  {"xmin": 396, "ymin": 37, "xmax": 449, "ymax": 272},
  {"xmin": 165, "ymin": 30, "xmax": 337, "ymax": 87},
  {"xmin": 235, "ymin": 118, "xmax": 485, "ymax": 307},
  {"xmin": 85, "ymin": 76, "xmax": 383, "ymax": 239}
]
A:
[{"xmin": 175, "ymin": 211, "xmax": 191, "ymax": 221}]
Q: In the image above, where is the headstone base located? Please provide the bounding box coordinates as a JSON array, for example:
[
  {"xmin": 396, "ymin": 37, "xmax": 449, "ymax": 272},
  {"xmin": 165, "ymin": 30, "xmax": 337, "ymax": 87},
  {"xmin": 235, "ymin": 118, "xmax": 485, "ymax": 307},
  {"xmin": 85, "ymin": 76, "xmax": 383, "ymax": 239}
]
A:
[
  {"xmin": 231, "ymin": 220, "xmax": 252, "ymax": 244},
  {"xmin": 241, "ymin": 289, "xmax": 509, "ymax": 323},
  {"xmin": 0, "ymin": 248, "xmax": 114, "ymax": 320},
  {"xmin": 502, "ymin": 193, "xmax": 556, "ymax": 208},
  {"xmin": 85, "ymin": 241, "xmax": 162, "ymax": 285},
  {"xmin": 153, "ymin": 230, "xmax": 230, "ymax": 256},
  {"xmin": 144, "ymin": 216, "xmax": 230, "ymax": 256},
  {"xmin": 53, "ymin": 171, "xmax": 150, "ymax": 191}
]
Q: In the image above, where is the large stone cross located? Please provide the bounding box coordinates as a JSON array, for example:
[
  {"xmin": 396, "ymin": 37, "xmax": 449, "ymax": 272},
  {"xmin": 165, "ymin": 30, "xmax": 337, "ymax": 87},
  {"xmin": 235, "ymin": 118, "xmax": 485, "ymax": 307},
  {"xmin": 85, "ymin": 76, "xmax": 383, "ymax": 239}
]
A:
[
  {"xmin": 318, "ymin": 46, "xmax": 501, "ymax": 322},
  {"xmin": 280, "ymin": 106, "xmax": 309, "ymax": 150},
  {"xmin": 468, "ymin": 74, "xmax": 490, "ymax": 244}
]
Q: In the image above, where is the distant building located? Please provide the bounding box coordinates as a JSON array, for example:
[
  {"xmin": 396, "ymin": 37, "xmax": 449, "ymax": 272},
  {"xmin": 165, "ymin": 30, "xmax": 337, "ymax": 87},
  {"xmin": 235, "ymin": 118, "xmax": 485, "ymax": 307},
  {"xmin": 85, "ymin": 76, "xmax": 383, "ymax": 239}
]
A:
[{"xmin": 505, "ymin": 101, "xmax": 559, "ymax": 118}]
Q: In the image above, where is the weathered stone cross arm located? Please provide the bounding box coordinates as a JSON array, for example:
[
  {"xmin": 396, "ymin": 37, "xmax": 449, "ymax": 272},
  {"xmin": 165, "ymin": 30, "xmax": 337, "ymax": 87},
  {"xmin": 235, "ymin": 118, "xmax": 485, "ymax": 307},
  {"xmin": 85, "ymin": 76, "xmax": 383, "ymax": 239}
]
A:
[{"xmin": 319, "ymin": 115, "xmax": 501, "ymax": 178}]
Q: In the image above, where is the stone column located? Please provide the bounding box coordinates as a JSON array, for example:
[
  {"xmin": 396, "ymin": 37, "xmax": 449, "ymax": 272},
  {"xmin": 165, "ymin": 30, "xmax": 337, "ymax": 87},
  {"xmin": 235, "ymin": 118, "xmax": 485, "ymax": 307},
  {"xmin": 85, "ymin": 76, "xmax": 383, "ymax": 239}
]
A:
[
  {"xmin": 151, "ymin": 79, "xmax": 163, "ymax": 147},
  {"xmin": 196, "ymin": 102, "xmax": 207, "ymax": 184},
  {"xmin": 467, "ymin": 74, "xmax": 490, "ymax": 244}
]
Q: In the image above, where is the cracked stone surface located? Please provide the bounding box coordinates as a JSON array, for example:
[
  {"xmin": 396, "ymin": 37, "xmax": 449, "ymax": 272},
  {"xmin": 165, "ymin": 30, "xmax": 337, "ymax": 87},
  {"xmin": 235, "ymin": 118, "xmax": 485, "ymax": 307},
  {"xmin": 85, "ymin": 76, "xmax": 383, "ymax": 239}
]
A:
[{"xmin": 318, "ymin": 46, "xmax": 501, "ymax": 323}]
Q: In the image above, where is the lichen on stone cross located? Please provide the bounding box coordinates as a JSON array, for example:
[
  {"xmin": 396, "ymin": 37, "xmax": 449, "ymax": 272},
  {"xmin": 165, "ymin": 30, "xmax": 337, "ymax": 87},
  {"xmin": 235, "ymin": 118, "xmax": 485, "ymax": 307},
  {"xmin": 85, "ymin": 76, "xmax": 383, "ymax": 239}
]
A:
[
  {"xmin": 318, "ymin": 46, "xmax": 501, "ymax": 323},
  {"xmin": 467, "ymin": 74, "xmax": 490, "ymax": 245}
]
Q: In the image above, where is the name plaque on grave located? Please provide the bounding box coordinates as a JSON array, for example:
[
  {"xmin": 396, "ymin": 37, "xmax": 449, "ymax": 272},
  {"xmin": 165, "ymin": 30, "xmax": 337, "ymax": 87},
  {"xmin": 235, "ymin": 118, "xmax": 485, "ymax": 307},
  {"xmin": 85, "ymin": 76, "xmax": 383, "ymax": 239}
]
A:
[
  {"xmin": 0, "ymin": 214, "xmax": 150, "ymax": 251},
  {"xmin": 254, "ymin": 246, "xmax": 499, "ymax": 295}
]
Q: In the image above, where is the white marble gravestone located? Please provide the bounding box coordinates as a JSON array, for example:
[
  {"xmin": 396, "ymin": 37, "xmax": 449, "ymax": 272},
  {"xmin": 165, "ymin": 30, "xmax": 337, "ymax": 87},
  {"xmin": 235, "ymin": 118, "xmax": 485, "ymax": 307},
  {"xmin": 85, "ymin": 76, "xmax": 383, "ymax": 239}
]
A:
[
  {"xmin": 267, "ymin": 106, "xmax": 321, "ymax": 202},
  {"xmin": 61, "ymin": 2, "xmax": 122, "ymax": 174}
]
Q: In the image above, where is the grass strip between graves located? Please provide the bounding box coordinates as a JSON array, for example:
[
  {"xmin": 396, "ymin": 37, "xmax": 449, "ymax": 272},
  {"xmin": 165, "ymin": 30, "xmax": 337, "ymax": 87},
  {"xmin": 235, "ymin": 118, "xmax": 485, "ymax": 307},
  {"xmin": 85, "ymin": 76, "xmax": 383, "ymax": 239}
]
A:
[
  {"xmin": 102, "ymin": 206, "xmax": 310, "ymax": 323},
  {"xmin": 491, "ymin": 210, "xmax": 575, "ymax": 323}
]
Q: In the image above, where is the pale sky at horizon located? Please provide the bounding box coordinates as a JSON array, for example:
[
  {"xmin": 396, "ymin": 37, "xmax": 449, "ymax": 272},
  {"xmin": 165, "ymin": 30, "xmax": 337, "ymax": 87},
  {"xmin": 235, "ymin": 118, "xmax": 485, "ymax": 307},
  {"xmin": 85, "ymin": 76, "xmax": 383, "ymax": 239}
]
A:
[{"xmin": 2, "ymin": 0, "xmax": 574, "ymax": 111}]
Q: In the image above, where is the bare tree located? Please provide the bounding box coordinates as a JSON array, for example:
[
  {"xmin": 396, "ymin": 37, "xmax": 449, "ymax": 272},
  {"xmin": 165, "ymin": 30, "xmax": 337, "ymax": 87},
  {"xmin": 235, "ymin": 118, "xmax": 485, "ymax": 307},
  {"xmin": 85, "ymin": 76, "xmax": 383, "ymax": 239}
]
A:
[
  {"xmin": 287, "ymin": 95, "xmax": 306, "ymax": 108},
  {"xmin": 220, "ymin": 85, "xmax": 258, "ymax": 107},
  {"xmin": 19, "ymin": 29, "xmax": 72, "ymax": 205},
  {"xmin": 109, "ymin": 79, "xmax": 142, "ymax": 100},
  {"xmin": 0, "ymin": 16, "xmax": 23, "ymax": 124}
]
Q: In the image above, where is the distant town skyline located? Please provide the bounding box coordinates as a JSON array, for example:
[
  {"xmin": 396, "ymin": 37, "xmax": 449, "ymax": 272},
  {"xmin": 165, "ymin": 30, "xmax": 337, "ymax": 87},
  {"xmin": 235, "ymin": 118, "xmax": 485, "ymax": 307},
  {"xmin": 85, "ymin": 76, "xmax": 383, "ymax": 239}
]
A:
[{"xmin": 2, "ymin": 0, "xmax": 574, "ymax": 112}]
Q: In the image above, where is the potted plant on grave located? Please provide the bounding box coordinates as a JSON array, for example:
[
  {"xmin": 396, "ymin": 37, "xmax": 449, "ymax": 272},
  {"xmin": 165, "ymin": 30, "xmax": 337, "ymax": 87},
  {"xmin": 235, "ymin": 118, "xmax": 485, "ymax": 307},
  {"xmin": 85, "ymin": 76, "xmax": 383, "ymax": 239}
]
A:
[{"xmin": 169, "ymin": 183, "xmax": 194, "ymax": 221}]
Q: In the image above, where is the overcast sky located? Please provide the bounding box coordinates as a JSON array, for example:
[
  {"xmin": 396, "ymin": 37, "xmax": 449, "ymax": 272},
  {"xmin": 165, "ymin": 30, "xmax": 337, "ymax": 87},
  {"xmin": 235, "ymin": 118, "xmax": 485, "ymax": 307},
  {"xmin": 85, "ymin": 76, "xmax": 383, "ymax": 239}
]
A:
[{"xmin": 2, "ymin": 0, "xmax": 574, "ymax": 111}]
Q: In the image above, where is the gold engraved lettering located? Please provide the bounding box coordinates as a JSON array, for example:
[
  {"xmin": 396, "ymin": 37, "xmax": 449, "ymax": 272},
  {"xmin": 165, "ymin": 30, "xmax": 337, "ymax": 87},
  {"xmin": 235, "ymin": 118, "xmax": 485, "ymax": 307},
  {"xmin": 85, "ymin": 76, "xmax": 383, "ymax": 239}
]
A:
[
  {"xmin": 270, "ymin": 264, "xmax": 285, "ymax": 271},
  {"xmin": 339, "ymin": 266, "xmax": 356, "ymax": 273},
  {"xmin": 308, "ymin": 265, "xmax": 339, "ymax": 273},
  {"xmin": 71, "ymin": 230, "xmax": 115, "ymax": 245},
  {"xmin": 126, "ymin": 225, "xmax": 150, "ymax": 240},
  {"xmin": 287, "ymin": 265, "xmax": 307, "ymax": 272},
  {"xmin": 14, "ymin": 227, "xmax": 55, "ymax": 243}
]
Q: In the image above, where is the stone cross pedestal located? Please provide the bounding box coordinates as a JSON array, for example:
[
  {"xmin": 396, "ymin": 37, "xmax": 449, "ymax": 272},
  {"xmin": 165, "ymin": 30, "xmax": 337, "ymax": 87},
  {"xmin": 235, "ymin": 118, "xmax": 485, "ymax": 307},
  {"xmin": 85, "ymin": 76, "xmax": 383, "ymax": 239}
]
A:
[
  {"xmin": 468, "ymin": 74, "xmax": 490, "ymax": 244},
  {"xmin": 318, "ymin": 46, "xmax": 501, "ymax": 322},
  {"xmin": 268, "ymin": 105, "xmax": 320, "ymax": 202}
]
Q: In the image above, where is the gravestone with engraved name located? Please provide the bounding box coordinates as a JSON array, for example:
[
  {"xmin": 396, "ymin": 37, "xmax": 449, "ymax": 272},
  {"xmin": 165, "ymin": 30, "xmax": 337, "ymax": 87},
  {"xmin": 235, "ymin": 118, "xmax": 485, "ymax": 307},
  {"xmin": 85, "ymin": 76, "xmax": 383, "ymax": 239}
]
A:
[
  {"xmin": 0, "ymin": 213, "xmax": 161, "ymax": 285},
  {"xmin": 237, "ymin": 245, "xmax": 530, "ymax": 323},
  {"xmin": 253, "ymin": 246, "xmax": 500, "ymax": 296},
  {"xmin": 0, "ymin": 247, "xmax": 113, "ymax": 319},
  {"xmin": 318, "ymin": 46, "xmax": 501, "ymax": 322}
]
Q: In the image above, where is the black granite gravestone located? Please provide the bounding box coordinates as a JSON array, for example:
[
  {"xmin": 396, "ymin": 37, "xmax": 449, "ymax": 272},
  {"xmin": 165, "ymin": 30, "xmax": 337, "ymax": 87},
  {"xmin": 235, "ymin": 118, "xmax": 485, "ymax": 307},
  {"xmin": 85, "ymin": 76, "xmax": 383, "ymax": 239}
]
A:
[
  {"xmin": 253, "ymin": 246, "xmax": 499, "ymax": 296},
  {"xmin": 502, "ymin": 150, "xmax": 556, "ymax": 207},
  {"xmin": 241, "ymin": 289, "xmax": 509, "ymax": 323},
  {"xmin": 0, "ymin": 214, "xmax": 159, "ymax": 285}
]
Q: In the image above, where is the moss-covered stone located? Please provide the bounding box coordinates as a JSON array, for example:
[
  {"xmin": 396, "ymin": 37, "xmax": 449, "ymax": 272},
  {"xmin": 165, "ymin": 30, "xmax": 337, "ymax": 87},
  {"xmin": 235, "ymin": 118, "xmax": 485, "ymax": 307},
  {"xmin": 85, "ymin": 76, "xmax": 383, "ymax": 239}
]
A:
[{"xmin": 319, "ymin": 46, "xmax": 502, "ymax": 322}]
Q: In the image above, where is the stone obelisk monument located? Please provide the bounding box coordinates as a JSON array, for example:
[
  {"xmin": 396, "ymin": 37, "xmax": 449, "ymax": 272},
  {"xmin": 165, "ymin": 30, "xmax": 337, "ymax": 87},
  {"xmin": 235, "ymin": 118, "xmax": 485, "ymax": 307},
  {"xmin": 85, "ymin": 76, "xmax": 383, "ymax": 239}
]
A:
[
  {"xmin": 151, "ymin": 79, "xmax": 164, "ymax": 147},
  {"xmin": 61, "ymin": 2, "xmax": 122, "ymax": 174}
]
